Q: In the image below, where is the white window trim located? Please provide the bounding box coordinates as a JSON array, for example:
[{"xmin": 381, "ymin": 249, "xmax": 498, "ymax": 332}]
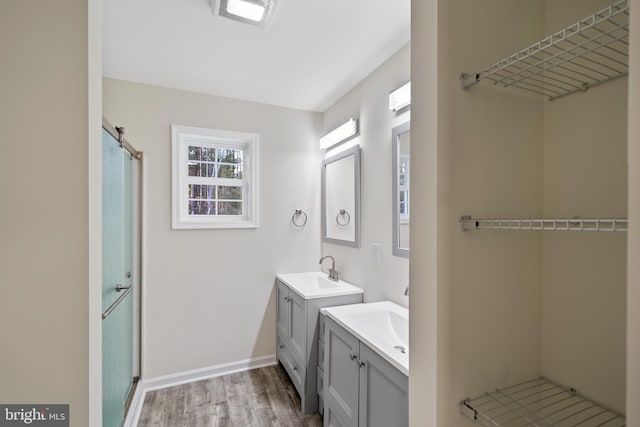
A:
[{"xmin": 172, "ymin": 125, "xmax": 259, "ymax": 229}]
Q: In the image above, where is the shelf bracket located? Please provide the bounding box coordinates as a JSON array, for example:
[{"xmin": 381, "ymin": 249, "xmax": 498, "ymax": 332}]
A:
[
  {"xmin": 458, "ymin": 398, "xmax": 478, "ymax": 421},
  {"xmin": 460, "ymin": 73, "xmax": 480, "ymax": 90},
  {"xmin": 459, "ymin": 215, "xmax": 477, "ymax": 231}
]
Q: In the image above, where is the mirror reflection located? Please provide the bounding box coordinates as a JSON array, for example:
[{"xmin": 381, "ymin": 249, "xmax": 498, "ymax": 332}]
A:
[{"xmin": 392, "ymin": 122, "xmax": 410, "ymax": 257}]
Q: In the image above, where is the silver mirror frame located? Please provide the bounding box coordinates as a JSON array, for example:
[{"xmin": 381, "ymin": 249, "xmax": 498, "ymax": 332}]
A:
[
  {"xmin": 392, "ymin": 122, "xmax": 410, "ymax": 258},
  {"xmin": 321, "ymin": 145, "xmax": 361, "ymax": 248}
]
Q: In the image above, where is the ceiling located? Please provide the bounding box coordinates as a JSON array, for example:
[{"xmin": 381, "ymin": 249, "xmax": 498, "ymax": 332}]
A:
[{"xmin": 103, "ymin": 0, "xmax": 410, "ymax": 112}]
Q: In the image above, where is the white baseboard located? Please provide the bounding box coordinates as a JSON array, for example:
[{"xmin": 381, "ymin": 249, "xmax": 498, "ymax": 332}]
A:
[
  {"xmin": 144, "ymin": 354, "xmax": 277, "ymax": 391},
  {"xmin": 124, "ymin": 354, "xmax": 277, "ymax": 426}
]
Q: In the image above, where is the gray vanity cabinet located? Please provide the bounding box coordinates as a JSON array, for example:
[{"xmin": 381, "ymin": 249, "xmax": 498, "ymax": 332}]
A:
[
  {"xmin": 276, "ymin": 279, "xmax": 362, "ymax": 415},
  {"xmin": 357, "ymin": 344, "xmax": 408, "ymax": 427},
  {"xmin": 323, "ymin": 317, "xmax": 408, "ymax": 427},
  {"xmin": 277, "ymin": 281, "xmax": 306, "ymax": 365},
  {"xmin": 324, "ymin": 317, "xmax": 360, "ymax": 427}
]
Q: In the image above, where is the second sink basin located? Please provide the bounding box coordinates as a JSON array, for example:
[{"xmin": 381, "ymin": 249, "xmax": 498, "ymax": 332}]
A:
[
  {"xmin": 322, "ymin": 301, "xmax": 409, "ymax": 375},
  {"xmin": 342, "ymin": 306, "xmax": 408, "ymax": 348},
  {"xmin": 276, "ymin": 272, "xmax": 363, "ymax": 299}
]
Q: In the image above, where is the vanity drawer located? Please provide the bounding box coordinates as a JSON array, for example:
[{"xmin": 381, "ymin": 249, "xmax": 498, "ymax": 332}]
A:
[{"xmin": 279, "ymin": 340, "xmax": 305, "ymax": 398}]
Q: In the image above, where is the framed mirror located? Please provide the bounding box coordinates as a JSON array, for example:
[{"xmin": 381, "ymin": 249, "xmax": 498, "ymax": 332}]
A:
[
  {"xmin": 322, "ymin": 145, "xmax": 361, "ymax": 248},
  {"xmin": 392, "ymin": 122, "xmax": 410, "ymax": 257}
]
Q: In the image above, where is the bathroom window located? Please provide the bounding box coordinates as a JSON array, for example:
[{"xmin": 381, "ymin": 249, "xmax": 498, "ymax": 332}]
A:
[{"xmin": 172, "ymin": 125, "xmax": 258, "ymax": 229}]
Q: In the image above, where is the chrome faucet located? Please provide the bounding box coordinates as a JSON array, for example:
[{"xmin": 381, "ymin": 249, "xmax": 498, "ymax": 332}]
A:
[
  {"xmin": 404, "ymin": 285, "xmax": 409, "ymax": 296},
  {"xmin": 319, "ymin": 255, "xmax": 340, "ymax": 281}
]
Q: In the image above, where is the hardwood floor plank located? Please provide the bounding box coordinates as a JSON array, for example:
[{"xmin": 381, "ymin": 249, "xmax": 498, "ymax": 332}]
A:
[
  {"xmin": 138, "ymin": 388, "xmax": 167, "ymax": 426},
  {"xmin": 137, "ymin": 365, "xmax": 322, "ymax": 427},
  {"xmin": 184, "ymin": 404, "xmax": 216, "ymax": 427},
  {"xmin": 163, "ymin": 383, "xmax": 187, "ymax": 427},
  {"xmin": 186, "ymin": 380, "xmax": 211, "ymax": 408}
]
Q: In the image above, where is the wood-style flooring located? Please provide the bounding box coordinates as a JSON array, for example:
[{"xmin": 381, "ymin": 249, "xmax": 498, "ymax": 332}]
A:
[{"xmin": 137, "ymin": 364, "xmax": 323, "ymax": 427}]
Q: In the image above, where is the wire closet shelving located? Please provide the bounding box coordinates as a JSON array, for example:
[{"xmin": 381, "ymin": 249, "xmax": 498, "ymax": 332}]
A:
[
  {"xmin": 459, "ymin": 216, "xmax": 628, "ymax": 233},
  {"xmin": 460, "ymin": 0, "xmax": 629, "ymax": 100},
  {"xmin": 457, "ymin": 2, "xmax": 629, "ymax": 422},
  {"xmin": 459, "ymin": 377, "xmax": 626, "ymax": 426}
]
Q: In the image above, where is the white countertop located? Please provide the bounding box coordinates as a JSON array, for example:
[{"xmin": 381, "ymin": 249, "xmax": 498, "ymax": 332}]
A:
[
  {"xmin": 322, "ymin": 301, "xmax": 409, "ymax": 375},
  {"xmin": 276, "ymin": 271, "xmax": 363, "ymax": 300}
]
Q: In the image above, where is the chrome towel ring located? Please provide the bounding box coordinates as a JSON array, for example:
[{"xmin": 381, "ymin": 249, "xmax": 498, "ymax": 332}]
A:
[
  {"xmin": 336, "ymin": 209, "xmax": 351, "ymax": 226},
  {"xmin": 292, "ymin": 209, "xmax": 308, "ymax": 228}
]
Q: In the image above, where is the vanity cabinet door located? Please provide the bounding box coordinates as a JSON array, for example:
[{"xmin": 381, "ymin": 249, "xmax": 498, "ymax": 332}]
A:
[
  {"xmin": 288, "ymin": 290, "xmax": 306, "ymax": 366},
  {"xmin": 324, "ymin": 318, "xmax": 360, "ymax": 427},
  {"xmin": 276, "ymin": 281, "xmax": 290, "ymax": 339},
  {"xmin": 358, "ymin": 344, "xmax": 408, "ymax": 427}
]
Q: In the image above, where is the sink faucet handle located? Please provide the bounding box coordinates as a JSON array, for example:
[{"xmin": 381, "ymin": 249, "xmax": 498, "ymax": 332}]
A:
[{"xmin": 319, "ymin": 255, "xmax": 340, "ymax": 282}]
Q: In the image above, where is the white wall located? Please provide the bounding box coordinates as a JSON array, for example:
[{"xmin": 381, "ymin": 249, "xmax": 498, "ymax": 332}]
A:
[
  {"xmin": 434, "ymin": 3, "xmax": 545, "ymax": 427},
  {"xmin": 408, "ymin": 1, "xmax": 438, "ymax": 425},
  {"xmin": 412, "ymin": 1, "xmax": 545, "ymax": 425},
  {"xmin": 88, "ymin": 0, "xmax": 103, "ymax": 424},
  {"xmin": 0, "ymin": 1, "xmax": 92, "ymax": 426},
  {"xmin": 103, "ymin": 78, "xmax": 322, "ymax": 378},
  {"xmin": 541, "ymin": 1, "xmax": 628, "ymax": 412},
  {"xmin": 627, "ymin": 1, "xmax": 640, "ymax": 424},
  {"xmin": 321, "ymin": 44, "xmax": 411, "ymax": 306}
]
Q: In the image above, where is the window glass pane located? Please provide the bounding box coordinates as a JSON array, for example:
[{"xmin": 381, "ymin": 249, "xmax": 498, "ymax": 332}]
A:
[
  {"xmin": 219, "ymin": 148, "xmax": 242, "ymax": 164},
  {"xmin": 188, "ymin": 184, "xmax": 216, "ymax": 200},
  {"xmin": 218, "ymin": 163, "xmax": 243, "ymax": 179},
  {"xmin": 218, "ymin": 186, "xmax": 242, "ymax": 200},
  {"xmin": 189, "ymin": 146, "xmax": 218, "ymax": 162},
  {"xmin": 188, "ymin": 162, "xmax": 217, "ymax": 177},
  {"xmin": 400, "ymin": 191, "xmax": 409, "ymax": 215},
  {"xmin": 188, "ymin": 146, "xmax": 201, "ymax": 161},
  {"xmin": 218, "ymin": 201, "xmax": 242, "ymax": 215},
  {"xmin": 189, "ymin": 200, "xmax": 216, "ymax": 215},
  {"xmin": 204, "ymin": 147, "xmax": 217, "ymax": 162}
]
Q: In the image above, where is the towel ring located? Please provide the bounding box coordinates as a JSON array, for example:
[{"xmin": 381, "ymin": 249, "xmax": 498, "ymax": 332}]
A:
[
  {"xmin": 336, "ymin": 209, "xmax": 351, "ymax": 227},
  {"xmin": 292, "ymin": 209, "xmax": 308, "ymax": 228}
]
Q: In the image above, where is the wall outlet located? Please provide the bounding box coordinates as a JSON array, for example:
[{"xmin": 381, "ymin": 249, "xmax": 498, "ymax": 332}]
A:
[{"xmin": 372, "ymin": 243, "xmax": 381, "ymax": 263}]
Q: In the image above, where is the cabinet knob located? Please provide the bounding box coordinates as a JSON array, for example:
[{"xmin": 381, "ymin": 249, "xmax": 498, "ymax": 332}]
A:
[
  {"xmin": 349, "ymin": 354, "xmax": 358, "ymax": 362},
  {"xmin": 284, "ymin": 296, "xmax": 291, "ymax": 302},
  {"xmin": 359, "ymin": 361, "xmax": 366, "ymax": 368},
  {"xmin": 293, "ymin": 366, "xmax": 298, "ymax": 372},
  {"xmin": 279, "ymin": 344, "xmax": 285, "ymax": 349}
]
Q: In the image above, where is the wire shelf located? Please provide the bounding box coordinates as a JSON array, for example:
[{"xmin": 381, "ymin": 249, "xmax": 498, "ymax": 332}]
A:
[
  {"xmin": 459, "ymin": 216, "xmax": 627, "ymax": 232},
  {"xmin": 459, "ymin": 377, "xmax": 625, "ymax": 426},
  {"xmin": 460, "ymin": 0, "xmax": 629, "ymax": 100}
]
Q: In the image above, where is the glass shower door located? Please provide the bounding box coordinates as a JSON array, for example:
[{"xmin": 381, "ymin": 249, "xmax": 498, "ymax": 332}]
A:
[{"xmin": 102, "ymin": 128, "xmax": 135, "ymax": 427}]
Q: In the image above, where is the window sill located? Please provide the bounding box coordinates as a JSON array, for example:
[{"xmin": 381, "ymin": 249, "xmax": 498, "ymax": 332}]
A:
[{"xmin": 172, "ymin": 220, "xmax": 258, "ymax": 230}]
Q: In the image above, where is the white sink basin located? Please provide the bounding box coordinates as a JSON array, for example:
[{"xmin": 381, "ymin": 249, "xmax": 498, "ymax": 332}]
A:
[
  {"xmin": 276, "ymin": 272, "xmax": 363, "ymax": 300},
  {"xmin": 322, "ymin": 301, "xmax": 409, "ymax": 375}
]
